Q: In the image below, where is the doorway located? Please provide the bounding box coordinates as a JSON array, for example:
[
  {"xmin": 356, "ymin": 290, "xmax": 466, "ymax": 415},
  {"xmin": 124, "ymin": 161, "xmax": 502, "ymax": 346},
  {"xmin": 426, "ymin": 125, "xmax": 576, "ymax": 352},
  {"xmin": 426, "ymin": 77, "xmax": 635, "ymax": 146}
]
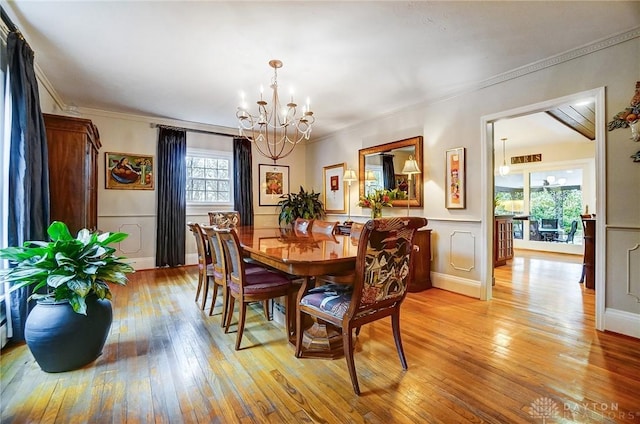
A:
[{"xmin": 480, "ymin": 87, "xmax": 605, "ymax": 330}]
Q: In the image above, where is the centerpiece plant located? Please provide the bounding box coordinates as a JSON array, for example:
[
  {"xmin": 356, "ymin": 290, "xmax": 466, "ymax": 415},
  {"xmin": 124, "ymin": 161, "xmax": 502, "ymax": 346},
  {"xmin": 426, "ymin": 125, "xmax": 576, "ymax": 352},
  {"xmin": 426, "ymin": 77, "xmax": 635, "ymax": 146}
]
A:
[
  {"xmin": 277, "ymin": 186, "xmax": 326, "ymax": 227},
  {"xmin": 0, "ymin": 221, "xmax": 134, "ymax": 372}
]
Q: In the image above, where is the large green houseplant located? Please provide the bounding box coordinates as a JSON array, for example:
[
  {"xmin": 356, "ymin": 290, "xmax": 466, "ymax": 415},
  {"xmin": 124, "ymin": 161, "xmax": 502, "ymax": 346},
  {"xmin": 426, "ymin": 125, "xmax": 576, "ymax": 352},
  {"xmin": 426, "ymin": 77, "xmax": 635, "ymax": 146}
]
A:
[
  {"xmin": 0, "ymin": 221, "xmax": 134, "ymax": 372},
  {"xmin": 277, "ymin": 186, "xmax": 326, "ymax": 227}
]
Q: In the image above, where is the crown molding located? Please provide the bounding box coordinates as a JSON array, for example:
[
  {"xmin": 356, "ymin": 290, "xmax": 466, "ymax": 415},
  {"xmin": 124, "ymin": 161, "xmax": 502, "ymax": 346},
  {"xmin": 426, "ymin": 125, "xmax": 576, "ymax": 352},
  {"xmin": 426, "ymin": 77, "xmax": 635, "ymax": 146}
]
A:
[{"xmin": 475, "ymin": 26, "xmax": 640, "ymax": 90}]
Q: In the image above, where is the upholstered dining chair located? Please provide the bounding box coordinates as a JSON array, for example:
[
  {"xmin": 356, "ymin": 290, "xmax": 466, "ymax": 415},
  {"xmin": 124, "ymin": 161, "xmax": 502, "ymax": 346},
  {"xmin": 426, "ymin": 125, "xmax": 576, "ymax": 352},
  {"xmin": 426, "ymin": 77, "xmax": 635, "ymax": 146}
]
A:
[
  {"xmin": 296, "ymin": 217, "xmax": 427, "ymax": 395},
  {"xmin": 215, "ymin": 227, "xmax": 296, "ymax": 350},
  {"xmin": 204, "ymin": 225, "xmax": 274, "ymax": 323},
  {"xmin": 187, "ymin": 222, "xmax": 214, "ymax": 310},
  {"xmin": 203, "ymin": 226, "xmax": 268, "ymax": 324},
  {"xmin": 209, "ymin": 211, "xmax": 241, "ymax": 228}
]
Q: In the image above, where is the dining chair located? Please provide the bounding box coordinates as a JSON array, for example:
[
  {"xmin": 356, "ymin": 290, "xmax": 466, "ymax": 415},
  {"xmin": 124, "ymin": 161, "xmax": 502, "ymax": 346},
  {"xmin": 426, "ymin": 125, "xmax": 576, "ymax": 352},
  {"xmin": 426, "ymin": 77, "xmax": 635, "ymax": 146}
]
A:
[
  {"xmin": 296, "ymin": 217, "xmax": 427, "ymax": 395},
  {"xmin": 310, "ymin": 220, "xmax": 339, "ymax": 236},
  {"xmin": 203, "ymin": 226, "xmax": 268, "ymax": 324},
  {"xmin": 187, "ymin": 222, "xmax": 214, "ymax": 310},
  {"xmin": 209, "ymin": 211, "xmax": 241, "ymax": 228},
  {"xmin": 215, "ymin": 227, "xmax": 296, "ymax": 350}
]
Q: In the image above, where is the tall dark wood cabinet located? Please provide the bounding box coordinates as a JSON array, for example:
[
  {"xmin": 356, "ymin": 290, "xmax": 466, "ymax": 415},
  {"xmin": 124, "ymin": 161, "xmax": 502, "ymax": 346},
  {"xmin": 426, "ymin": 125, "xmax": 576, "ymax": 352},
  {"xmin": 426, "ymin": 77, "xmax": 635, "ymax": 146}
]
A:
[
  {"xmin": 494, "ymin": 215, "xmax": 514, "ymax": 267},
  {"xmin": 44, "ymin": 114, "xmax": 101, "ymax": 234}
]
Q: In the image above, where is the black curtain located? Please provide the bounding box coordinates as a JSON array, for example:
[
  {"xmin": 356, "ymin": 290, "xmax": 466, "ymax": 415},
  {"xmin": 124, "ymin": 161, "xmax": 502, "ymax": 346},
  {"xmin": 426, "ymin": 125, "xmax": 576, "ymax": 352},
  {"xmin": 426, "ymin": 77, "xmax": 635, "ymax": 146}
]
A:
[
  {"xmin": 233, "ymin": 137, "xmax": 254, "ymax": 226},
  {"xmin": 155, "ymin": 128, "xmax": 186, "ymax": 267},
  {"xmin": 6, "ymin": 29, "xmax": 51, "ymax": 341},
  {"xmin": 382, "ymin": 154, "xmax": 395, "ymax": 190}
]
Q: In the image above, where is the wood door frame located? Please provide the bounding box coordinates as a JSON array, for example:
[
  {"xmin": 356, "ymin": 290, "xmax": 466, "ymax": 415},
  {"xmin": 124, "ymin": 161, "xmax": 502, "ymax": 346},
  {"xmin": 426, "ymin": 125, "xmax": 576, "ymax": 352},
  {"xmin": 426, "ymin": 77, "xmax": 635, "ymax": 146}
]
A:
[{"xmin": 480, "ymin": 87, "xmax": 606, "ymax": 330}]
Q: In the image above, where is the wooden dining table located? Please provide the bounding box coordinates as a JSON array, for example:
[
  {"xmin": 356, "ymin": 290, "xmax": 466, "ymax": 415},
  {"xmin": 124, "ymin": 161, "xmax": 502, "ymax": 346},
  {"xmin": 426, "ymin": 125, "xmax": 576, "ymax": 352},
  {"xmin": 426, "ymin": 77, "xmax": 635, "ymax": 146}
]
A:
[{"xmin": 233, "ymin": 226, "xmax": 359, "ymax": 358}]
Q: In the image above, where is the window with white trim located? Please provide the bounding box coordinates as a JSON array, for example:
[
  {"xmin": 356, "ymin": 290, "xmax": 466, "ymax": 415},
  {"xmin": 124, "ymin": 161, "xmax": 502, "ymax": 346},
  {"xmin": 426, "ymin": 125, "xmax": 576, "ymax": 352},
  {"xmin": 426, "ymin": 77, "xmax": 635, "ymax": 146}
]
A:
[{"xmin": 186, "ymin": 149, "xmax": 233, "ymax": 204}]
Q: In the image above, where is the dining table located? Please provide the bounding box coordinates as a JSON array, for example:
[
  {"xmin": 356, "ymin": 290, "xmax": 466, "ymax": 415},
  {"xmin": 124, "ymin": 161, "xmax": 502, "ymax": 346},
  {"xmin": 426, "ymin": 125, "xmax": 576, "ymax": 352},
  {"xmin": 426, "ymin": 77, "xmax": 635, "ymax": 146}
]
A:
[{"xmin": 233, "ymin": 226, "xmax": 359, "ymax": 358}]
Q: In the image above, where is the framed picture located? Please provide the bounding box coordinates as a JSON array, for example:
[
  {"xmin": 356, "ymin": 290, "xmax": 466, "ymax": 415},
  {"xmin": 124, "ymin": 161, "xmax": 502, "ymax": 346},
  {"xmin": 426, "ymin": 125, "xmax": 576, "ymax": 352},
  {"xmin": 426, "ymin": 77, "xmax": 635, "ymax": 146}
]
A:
[
  {"xmin": 323, "ymin": 163, "xmax": 346, "ymax": 213},
  {"xmin": 259, "ymin": 164, "xmax": 290, "ymax": 206},
  {"xmin": 445, "ymin": 147, "xmax": 466, "ymax": 209},
  {"xmin": 105, "ymin": 152, "xmax": 154, "ymax": 190}
]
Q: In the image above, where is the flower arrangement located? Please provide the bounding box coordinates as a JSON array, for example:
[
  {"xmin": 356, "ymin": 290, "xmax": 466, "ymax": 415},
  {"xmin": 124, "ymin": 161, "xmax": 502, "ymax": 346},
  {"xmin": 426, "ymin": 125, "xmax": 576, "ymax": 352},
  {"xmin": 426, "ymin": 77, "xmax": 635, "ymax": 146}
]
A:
[{"xmin": 358, "ymin": 188, "xmax": 405, "ymax": 218}]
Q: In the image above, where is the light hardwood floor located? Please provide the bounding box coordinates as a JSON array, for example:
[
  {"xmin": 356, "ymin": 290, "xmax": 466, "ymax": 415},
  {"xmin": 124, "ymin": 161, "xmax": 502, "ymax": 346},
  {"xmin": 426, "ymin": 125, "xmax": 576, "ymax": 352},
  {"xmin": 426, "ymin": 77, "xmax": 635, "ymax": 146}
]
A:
[{"xmin": 2, "ymin": 250, "xmax": 639, "ymax": 423}]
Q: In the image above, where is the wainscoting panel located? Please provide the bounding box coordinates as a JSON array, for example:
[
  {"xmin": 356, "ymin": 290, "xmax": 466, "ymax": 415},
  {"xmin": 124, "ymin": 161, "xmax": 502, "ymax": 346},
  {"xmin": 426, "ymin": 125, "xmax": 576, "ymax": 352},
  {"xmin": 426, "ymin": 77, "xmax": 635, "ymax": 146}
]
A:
[
  {"xmin": 606, "ymin": 227, "xmax": 640, "ymax": 312},
  {"xmin": 99, "ymin": 216, "xmax": 157, "ymax": 270},
  {"xmin": 449, "ymin": 230, "xmax": 476, "ymax": 272}
]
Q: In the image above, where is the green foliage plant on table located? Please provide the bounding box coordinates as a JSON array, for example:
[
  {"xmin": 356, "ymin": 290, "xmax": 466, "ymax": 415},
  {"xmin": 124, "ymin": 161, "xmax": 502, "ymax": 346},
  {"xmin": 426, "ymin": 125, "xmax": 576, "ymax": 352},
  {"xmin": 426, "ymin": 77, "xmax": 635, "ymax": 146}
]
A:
[
  {"xmin": 277, "ymin": 186, "xmax": 326, "ymax": 227},
  {"xmin": 0, "ymin": 221, "xmax": 135, "ymax": 315}
]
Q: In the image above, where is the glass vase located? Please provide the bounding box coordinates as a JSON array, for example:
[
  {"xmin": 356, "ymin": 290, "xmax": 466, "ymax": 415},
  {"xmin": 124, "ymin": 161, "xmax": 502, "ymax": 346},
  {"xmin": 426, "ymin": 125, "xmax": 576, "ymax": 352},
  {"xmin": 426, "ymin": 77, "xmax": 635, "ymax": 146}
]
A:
[{"xmin": 372, "ymin": 205, "xmax": 382, "ymax": 219}]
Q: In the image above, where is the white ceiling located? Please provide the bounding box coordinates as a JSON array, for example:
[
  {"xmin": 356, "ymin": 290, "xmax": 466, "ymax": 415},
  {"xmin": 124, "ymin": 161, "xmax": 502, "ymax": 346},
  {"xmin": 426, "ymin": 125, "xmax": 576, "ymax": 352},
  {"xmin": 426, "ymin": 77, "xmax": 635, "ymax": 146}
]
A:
[{"xmin": 3, "ymin": 1, "xmax": 640, "ymax": 143}]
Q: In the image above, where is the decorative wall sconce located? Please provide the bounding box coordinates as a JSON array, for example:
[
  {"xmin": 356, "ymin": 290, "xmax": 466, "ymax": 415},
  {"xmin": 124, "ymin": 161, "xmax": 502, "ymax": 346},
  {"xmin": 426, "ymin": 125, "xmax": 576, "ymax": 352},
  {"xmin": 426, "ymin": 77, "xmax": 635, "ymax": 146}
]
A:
[{"xmin": 608, "ymin": 81, "xmax": 640, "ymax": 145}]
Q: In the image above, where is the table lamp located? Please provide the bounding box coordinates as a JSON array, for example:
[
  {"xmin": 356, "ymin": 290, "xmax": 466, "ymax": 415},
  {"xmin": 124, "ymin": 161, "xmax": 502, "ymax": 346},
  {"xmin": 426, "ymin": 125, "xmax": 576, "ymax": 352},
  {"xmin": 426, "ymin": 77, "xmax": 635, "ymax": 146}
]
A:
[
  {"xmin": 402, "ymin": 155, "xmax": 421, "ymax": 216},
  {"xmin": 343, "ymin": 168, "xmax": 358, "ymax": 224}
]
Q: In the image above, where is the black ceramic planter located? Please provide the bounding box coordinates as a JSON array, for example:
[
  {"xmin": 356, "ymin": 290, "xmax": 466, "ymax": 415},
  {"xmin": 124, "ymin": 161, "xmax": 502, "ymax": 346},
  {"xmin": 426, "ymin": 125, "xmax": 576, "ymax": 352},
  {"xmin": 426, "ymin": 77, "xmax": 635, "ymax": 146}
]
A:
[{"xmin": 24, "ymin": 296, "xmax": 112, "ymax": 372}]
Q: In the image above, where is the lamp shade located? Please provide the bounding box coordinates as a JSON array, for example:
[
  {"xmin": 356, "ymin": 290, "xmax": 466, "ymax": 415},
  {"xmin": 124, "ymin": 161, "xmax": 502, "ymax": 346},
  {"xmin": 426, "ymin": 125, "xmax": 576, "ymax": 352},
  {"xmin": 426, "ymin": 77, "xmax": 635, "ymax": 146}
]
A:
[
  {"xmin": 402, "ymin": 156, "xmax": 421, "ymax": 175},
  {"xmin": 364, "ymin": 170, "xmax": 376, "ymax": 182},
  {"xmin": 343, "ymin": 168, "xmax": 357, "ymax": 183}
]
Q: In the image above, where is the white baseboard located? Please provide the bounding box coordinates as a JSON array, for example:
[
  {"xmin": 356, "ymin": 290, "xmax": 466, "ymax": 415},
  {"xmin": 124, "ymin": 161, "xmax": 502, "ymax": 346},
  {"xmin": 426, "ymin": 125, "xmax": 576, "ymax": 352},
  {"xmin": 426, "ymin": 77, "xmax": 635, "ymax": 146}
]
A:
[
  {"xmin": 603, "ymin": 308, "xmax": 640, "ymax": 339},
  {"xmin": 431, "ymin": 271, "xmax": 481, "ymax": 299},
  {"xmin": 124, "ymin": 255, "xmax": 198, "ymax": 271}
]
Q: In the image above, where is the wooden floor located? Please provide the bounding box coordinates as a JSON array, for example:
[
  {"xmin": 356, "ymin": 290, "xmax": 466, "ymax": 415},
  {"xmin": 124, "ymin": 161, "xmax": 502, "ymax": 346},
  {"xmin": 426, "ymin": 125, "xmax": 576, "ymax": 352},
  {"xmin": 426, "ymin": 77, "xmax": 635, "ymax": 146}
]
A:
[{"xmin": 2, "ymin": 250, "xmax": 640, "ymax": 423}]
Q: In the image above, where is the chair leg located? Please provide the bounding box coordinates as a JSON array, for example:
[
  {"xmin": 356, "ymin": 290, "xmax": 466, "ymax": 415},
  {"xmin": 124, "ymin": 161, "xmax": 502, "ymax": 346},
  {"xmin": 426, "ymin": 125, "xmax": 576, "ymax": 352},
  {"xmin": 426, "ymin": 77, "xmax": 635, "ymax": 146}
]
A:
[
  {"xmin": 208, "ymin": 282, "xmax": 219, "ymax": 316},
  {"xmin": 262, "ymin": 300, "xmax": 271, "ymax": 321},
  {"xmin": 295, "ymin": 305, "xmax": 304, "ymax": 358},
  {"xmin": 220, "ymin": 285, "xmax": 229, "ymax": 327},
  {"xmin": 285, "ymin": 288, "xmax": 298, "ymax": 340},
  {"xmin": 201, "ymin": 276, "xmax": 210, "ymax": 310},
  {"xmin": 225, "ymin": 296, "xmax": 235, "ymax": 334},
  {"xmin": 391, "ymin": 310, "xmax": 408, "ymax": 370},
  {"xmin": 194, "ymin": 269, "xmax": 203, "ymax": 303},
  {"xmin": 235, "ymin": 302, "xmax": 248, "ymax": 350},
  {"xmin": 343, "ymin": 327, "xmax": 360, "ymax": 395}
]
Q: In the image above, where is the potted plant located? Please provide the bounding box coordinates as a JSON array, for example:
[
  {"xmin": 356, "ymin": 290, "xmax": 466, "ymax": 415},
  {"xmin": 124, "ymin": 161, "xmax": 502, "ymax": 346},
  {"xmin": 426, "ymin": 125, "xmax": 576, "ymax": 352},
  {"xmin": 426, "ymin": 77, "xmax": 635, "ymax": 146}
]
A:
[
  {"xmin": 277, "ymin": 186, "xmax": 326, "ymax": 227},
  {"xmin": 0, "ymin": 221, "xmax": 134, "ymax": 372}
]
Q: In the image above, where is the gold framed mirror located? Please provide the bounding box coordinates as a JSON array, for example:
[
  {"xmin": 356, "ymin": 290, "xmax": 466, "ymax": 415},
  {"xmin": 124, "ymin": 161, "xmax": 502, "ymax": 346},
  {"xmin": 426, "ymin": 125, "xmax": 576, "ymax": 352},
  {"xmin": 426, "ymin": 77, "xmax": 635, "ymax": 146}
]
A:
[{"xmin": 358, "ymin": 136, "xmax": 423, "ymax": 208}]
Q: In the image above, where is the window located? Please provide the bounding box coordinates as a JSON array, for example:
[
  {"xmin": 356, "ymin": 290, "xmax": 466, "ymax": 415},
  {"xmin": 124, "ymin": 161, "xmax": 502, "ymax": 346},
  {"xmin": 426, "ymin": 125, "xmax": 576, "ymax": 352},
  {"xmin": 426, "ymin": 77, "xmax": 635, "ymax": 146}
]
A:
[
  {"xmin": 186, "ymin": 149, "xmax": 233, "ymax": 204},
  {"xmin": 529, "ymin": 169, "xmax": 583, "ymax": 244}
]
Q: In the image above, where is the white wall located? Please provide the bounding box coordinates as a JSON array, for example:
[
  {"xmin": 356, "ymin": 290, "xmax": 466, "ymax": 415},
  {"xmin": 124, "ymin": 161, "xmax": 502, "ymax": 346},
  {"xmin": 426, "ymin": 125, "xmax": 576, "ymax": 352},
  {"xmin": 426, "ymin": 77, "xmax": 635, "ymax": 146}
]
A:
[{"xmin": 307, "ymin": 36, "xmax": 640, "ymax": 337}]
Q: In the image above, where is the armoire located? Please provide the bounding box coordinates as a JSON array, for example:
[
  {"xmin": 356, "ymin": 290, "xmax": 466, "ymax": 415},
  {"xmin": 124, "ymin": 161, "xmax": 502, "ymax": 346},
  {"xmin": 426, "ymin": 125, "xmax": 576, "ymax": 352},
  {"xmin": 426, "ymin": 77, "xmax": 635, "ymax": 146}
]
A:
[{"xmin": 43, "ymin": 114, "xmax": 101, "ymax": 234}]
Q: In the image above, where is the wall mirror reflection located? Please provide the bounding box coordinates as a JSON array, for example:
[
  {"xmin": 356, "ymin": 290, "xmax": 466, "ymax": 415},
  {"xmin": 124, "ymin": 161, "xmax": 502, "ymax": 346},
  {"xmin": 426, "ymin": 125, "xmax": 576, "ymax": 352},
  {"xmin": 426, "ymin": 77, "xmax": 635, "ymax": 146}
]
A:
[{"xmin": 358, "ymin": 136, "xmax": 423, "ymax": 208}]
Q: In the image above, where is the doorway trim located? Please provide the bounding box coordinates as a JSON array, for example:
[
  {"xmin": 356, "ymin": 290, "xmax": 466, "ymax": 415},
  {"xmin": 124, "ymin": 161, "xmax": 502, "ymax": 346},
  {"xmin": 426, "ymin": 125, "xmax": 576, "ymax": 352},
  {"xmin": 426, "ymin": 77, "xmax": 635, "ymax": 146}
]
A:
[{"xmin": 480, "ymin": 87, "xmax": 606, "ymax": 330}]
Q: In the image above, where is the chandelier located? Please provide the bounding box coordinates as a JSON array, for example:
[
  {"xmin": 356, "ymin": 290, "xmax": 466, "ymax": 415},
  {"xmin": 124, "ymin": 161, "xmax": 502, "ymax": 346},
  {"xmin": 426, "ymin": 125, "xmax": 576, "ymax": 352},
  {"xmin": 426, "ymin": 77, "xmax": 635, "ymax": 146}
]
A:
[{"xmin": 236, "ymin": 59, "xmax": 315, "ymax": 163}]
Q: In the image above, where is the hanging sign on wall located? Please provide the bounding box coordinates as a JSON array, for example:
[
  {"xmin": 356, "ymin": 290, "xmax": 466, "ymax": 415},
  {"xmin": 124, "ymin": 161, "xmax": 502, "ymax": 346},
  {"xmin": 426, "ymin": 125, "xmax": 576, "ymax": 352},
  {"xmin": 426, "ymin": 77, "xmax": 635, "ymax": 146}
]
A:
[{"xmin": 511, "ymin": 153, "xmax": 542, "ymax": 164}]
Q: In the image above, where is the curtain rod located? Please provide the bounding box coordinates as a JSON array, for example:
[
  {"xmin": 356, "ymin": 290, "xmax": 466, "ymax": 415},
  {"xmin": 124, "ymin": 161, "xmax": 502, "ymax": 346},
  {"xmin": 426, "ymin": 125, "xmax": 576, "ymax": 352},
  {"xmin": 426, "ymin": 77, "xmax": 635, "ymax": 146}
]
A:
[
  {"xmin": 1, "ymin": 7, "xmax": 18, "ymax": 33},
  {"xmin": 151, "ymin": 123, "xmax": 237, "ymax": 138}
]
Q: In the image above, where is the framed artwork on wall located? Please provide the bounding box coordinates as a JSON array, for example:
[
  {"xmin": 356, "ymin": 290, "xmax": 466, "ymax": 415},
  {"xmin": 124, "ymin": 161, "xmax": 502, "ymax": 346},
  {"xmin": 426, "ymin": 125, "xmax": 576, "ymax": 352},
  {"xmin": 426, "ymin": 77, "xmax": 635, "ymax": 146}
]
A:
[
  {"xmin": 259, "ymin": 164, "xmax": 290, "ymax": 206},
  {"xmin": 445, "ymin": 147, "xmax": 466, "ymax": 209},
  {"xmin": 105, "ymin": 152, "xmax": 154, "ymax": 190},
  {"xmin": 323, "ymin": 163, "xmax": 346, "ymax": 213}
]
